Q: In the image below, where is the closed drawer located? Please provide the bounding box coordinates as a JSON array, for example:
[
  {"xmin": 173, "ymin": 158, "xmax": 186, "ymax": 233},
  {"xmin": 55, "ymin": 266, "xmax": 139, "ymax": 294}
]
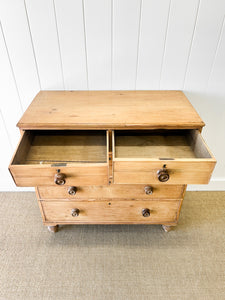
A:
[
  {"xmin": 113, "ymin": 130, "xmax": 216, "ymax": 184},
  {"xmin": 9, "ymin": 130, "xmax": 109, "ymax": 186},
  {"xmin": 40, "ymin": 200, "xmax": 181, "ymax": 224},
  {"xmin": 37, "ymin": 184, "xmax": 185, "ymax": 200}
]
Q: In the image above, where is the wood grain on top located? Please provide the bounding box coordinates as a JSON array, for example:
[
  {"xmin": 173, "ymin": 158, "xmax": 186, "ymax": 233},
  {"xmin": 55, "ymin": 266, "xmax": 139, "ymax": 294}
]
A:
[{"xmin": 17, "ymin": 91, "xmax": 205, "ymax": 130}]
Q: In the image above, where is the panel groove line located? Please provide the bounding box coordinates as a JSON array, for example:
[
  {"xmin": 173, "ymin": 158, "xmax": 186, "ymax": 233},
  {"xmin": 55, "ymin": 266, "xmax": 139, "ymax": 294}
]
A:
[
  {"xmin": 24, "ymin": 0, "xmax": 41, "ymax": 89},
  {"xmin": 111, "ymin": 0, "xmax": 113, "ymax": 90},
  {"xmin": 82, "ymin": 0, "xmax": 89, "ymax": 90},
  {"xmin": 159, "ymin": 0, "xmax": 200, "ymax": 89},
  {"xmin": 206, "ymin": 14, "xmax": 225, "ymax": 89},
  {"xmin": 159, "ymin": 0, "xmax": 172, "ymax": 89},
  {"xmin": 182, "ymin": 0, "xmax": 201, "ymax": 90},
  {"xmin": 53, "ymin": 0, "xmax": 65, "ymax": 90},
  {"xmin": 25, "ymin": 0, "xmax": 64, "ymax": 89},
  {"xmin": 0, "ymin": 22, "xmax": 23, "ymax": 112},
  {"xmin": 112, "ymin": 0, "xmax": 142, "ymax": 89},
  {"xmin": 84, "ymin": 0, "xmax": 111, "ymax": 90},
  {"xmin": 0, "ymin": 110, "xmax": 13, "ymax": 150},
  {"xmin": 183, "ymin": 0, "xmax": 225, "ymax": 91},
  {"xmin": 134, "ymin": 0, "xmax": 143, "ymax": 90}
]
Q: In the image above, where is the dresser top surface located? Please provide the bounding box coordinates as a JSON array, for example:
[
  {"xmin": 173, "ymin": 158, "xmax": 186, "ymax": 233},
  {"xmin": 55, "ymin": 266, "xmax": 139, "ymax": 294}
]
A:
[{"xmin": 17, "ymin": 90, "xmax": 205, "ymax": 130}]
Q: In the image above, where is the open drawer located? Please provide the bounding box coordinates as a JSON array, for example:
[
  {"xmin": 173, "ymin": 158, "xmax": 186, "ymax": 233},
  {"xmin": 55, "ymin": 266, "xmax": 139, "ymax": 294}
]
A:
[
  {"xmin": 9, "ymin": 130, "xmax": 109, "ymax": 186},
  {"xmin": 112, "ymin": 130, "xmax": 216, "ymax": 184}
]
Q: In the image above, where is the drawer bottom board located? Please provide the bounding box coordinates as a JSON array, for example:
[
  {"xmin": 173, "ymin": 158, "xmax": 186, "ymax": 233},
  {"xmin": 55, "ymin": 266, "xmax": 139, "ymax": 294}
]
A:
[{"xmin": 39, "ymin": 199, "xmax": 182, "ymax": 225}]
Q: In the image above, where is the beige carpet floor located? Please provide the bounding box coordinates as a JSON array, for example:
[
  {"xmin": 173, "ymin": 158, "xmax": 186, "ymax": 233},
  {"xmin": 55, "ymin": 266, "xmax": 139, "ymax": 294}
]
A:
[{"xmin": 0, "ymin": 192, "xmax": 224, "ymax": 300}]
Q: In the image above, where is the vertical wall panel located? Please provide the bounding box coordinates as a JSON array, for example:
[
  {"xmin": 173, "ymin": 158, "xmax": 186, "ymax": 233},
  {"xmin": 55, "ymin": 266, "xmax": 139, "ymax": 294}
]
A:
[
  {"xmin": 202, "ymin": 22, "xmax": 225, "ymax": 178},
  {"xmin": 54, "ymin": 0, "xmax": 87, "ymax": 90},
  {"xmin": 1, "ymin": 0, "xmax": 225, "ymax": 190},
  {"xmin": 0, "ymin": 111, "xmax": 16, "ymax": 191},
  {"xmin": 112, "ymin": 0, "xmax": 141, "ymax": 89},
  {"xmin": 0, "ymin": 0, "xmax": 40, "ymax": 110},
  {"xmin": 160, "ymin": 0, "xmax": 199, "ymax": 89},
  {"xmin": 84, "ymin": 0, "xmax": 111, "ymax": 90},
  {"xmin": 0, "ymin": 25, "xmax": 22, "ymax": 148},
  {"xmin": 184, "ymin": 0, "xmax": 225, "ymax": 91},
  {"xmin": 25, "ymin": 0, "xmax": 64, "ymax": 89},
  {"xmin": 136, "ymin": 0, "xmax": 170, "ymax": 89}
]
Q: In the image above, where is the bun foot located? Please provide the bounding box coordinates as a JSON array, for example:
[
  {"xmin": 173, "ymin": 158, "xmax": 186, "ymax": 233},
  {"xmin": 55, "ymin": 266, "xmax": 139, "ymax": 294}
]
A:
[
  {"xmin": 162, "ymin": 225, "xmax": 172, "ymax": 232},
  {"xmin": 48, "ymin": 225, "xmax": 58, "ymax": 233}
]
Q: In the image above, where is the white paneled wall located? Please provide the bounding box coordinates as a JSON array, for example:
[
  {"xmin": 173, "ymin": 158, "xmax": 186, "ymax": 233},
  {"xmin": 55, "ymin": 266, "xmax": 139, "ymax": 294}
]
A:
[{"xmin": 0, "ymin": 0, "xmax": 225, "ymax": 191}]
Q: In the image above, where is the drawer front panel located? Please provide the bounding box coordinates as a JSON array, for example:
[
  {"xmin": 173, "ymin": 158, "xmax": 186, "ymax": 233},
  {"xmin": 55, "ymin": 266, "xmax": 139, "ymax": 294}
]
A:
[
  {"xmin": 37, "ymin": 185, "xmax": 185, "ymax": 200},
  {"xmin": 113, "ymin": 161, "xmax": 215, "ymax": 184},
  {"xmin": 41, "ymin": 200, "xmax": 181, "ymax": 224},
  {"xmin": 10, "ymin": 165, "xmax": 108, "ymax": 186},
  {"xmin": 112, "ymin": 130, "xmax": 216, "ymax": 185},
  {"xmin": 9, "ymin": 130, "xmax": 109, "ymax": 187}
]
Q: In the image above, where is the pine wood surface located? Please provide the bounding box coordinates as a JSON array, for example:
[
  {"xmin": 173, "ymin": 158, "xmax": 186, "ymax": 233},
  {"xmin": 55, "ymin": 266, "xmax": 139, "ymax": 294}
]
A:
[
  {"xmin": 8, "ymin": 90, "xmax": 216, "ymax": 230},
  {"xmin": 36, "ymin": 185, "xmax": 185, "ymax": 200},
  {"xmin": 114, "ymin": 130, "xmax": 212, "ymax": 159},
  {"xmin": 40, "ymin": 199, "xmax": 181, "ymax": 224},
  {"xmin": 113, "ymin": 161, "xmax": 216, "ymax": 184},
  {"xmin": 17, "ymin": 91, "xmax": 205, "ymax": 130}
]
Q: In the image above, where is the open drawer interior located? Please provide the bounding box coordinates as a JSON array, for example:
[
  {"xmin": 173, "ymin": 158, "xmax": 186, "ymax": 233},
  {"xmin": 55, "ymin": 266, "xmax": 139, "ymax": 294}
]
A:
[
  {"xmin": 12, "ymin": 130, "xmax": 108, "ymax": 165},
  {"xmin": 113, "ymin": 130, "xmax": 214, "ymax": 160}
]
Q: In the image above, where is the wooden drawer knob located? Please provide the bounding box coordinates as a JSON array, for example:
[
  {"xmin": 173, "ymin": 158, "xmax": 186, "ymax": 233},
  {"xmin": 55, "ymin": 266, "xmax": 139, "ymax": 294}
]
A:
[
  {"xmin": 144, "ymin": 186, "xmax": 153, "ymax": 195},
  {"xmin": 142, "ymin": 208, "xmax": 150, "ymax": 217},
  {"xmin": 71, "ymin": 208, "xmax": 80, "ymax": 217},
  {"xmin": 157, "ymin": 169, "xmax": 169, "ymax": 182},
  {"xmin": 68, "ymin": 186, "xmax": 77, "ymax": 195},
  {"xmin": 54, "ymin": 173, "xmax": 66, "ymax": 185}
]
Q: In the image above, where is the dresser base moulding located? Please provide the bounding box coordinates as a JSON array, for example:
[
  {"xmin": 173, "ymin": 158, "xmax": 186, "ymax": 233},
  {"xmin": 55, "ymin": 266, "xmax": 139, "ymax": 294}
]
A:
[{"xmin": 47, "ymin": 224, "xmax": 175, "ymax": 233}]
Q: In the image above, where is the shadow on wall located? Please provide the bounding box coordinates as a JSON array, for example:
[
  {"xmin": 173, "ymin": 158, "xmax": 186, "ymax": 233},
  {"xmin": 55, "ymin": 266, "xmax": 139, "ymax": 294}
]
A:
[{"xmin": 184, "ymin": 90, "xmax": 225, "ymax": 181}]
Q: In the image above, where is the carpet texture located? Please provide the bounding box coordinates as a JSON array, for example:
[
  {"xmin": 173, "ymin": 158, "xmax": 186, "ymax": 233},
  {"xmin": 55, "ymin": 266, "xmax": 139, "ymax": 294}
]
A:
[{"xmin": 0, "ymin": 192, "xmax": 224, "ymax": 300}]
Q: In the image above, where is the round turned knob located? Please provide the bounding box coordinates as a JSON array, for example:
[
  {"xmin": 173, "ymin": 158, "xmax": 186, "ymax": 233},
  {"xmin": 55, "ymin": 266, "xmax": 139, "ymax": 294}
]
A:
[
  {"xmin": 68, "ymin": 186, "xmax": 77, "ymax": 195},
  {"xmin": 142, "ymin": 208, "xmax": 150, "ymax": 217},
  {"xmin": 144, "ymin": 186, "xmax": 153, "ymax": 195},
  {"xmin": 157, "ymin": 169, "xmax": 169, "ymax": 182},
  {"xmin": 71, "ymin": 208, "xmax": 80, "ymax": 217},
  {"xmin": 54, "ymin": 173, "xmax": 66, "ymax": 185}
]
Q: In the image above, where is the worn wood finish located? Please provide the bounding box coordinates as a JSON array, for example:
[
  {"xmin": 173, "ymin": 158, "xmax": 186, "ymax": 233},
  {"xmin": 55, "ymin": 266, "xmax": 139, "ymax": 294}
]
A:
[
  {"xmin": 17, "ymin": 91, "xmax": 205, "ymax": 130},
  {"xmin": 114, "ymin": 130, "xmax": 213, "ymax": 159},
  {"xmin": 113, "ymin": 130, "xmax": 216, "ymax": 185},
  {"xmin": 41, "ymin": 200, "xmax": 181, "ymax": 224},
  {"xmin": 113, "ymin": 161, "xmax": 216, "ymax": 184},
  {"xmin": 8, "ymin": 90, "xmax": 216, "ymax": 232},
  {"xmin": 36, "ymin": 185, "xmax": 185, "ymax": 200},
  {"xmin": 9, "ymin": 130, "xmax": 109, "ymax": 187},
  {"xmin": 13, "ymin": 130, "xmax": 107, "ymax": 164}
]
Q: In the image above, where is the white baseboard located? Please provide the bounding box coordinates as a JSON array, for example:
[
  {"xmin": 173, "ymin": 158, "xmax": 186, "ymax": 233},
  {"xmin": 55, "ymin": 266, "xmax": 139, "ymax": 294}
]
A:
[{"xmin": 187, "ymin": 178, "xmax": 225, "ymax": 191}]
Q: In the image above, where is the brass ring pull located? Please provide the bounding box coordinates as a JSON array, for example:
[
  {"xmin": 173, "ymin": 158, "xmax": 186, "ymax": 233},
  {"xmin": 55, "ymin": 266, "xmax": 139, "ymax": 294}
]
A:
[{"xmin": 54, "ymin": 173, "xmax": 66, "ymax": 185}]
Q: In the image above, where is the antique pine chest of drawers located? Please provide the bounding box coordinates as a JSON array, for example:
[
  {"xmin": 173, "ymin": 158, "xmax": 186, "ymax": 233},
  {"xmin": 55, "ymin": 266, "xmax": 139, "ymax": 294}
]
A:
[{"xmin": 9, "ymin": 91, "xmax": 216, "ymax": 233}]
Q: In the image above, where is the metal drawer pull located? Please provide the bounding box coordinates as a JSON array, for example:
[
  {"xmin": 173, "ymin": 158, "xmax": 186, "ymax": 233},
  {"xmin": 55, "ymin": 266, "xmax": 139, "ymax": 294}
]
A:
[
  {"xmin": 68, "ymin": 186, "xmax": 77, "ymax": 195},
  {"xmin": 144, "ymin": 186, "xmax": 153, "ymax": 195},
  {"xmin": 157, "ymin": 168, "xmax": 169, "ymax": 182},
  {"xmin": 142, "ymin": 208, "xmax": 150, "ymax": 217},
  {"xmin": 54, "ymin": 172, "xmax": 66, "ymax": 185},
  {"xmin": 71, "ymin": 208, "xmax": 80, "ymax": 217}
]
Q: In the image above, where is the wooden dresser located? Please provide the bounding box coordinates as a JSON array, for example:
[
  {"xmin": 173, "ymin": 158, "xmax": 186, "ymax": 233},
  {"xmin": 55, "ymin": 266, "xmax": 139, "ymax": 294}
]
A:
[{"xmin": 9, "ymin": 91, "xmax": 216, "ymax": 233}]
